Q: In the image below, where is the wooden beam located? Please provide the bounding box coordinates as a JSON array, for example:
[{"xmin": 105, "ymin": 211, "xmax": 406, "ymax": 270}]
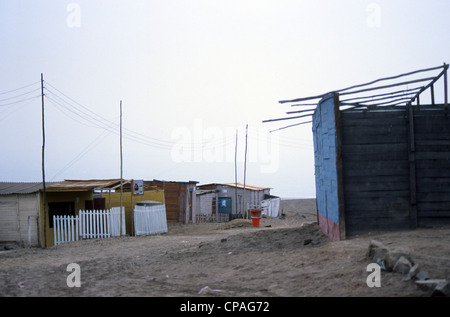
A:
[
  {"xmin": 334, "ymin": 93, "xmax": 346, "ymax": 240},
  {"xmin": 262, "ymin": 113, "xmax": 313, "ymax": 123},
  {"xmin": 431, "ymin": 84, "xmax": 435, "ymax": 105},
  {"xmin": 407, "ymin": 105, "xmax": 418, "ymax": 229},
  {"xmin": 444, "ymin": 63, "xmax": 448, "ymax": 107},
  {"xmin": 279, "ymin": 65, "xmax": 445, "ymax": 104}
]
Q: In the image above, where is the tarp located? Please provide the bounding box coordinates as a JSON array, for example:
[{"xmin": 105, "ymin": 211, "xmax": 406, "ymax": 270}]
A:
[{"xmin": 261, "ymin": 197, "xmax": 281, "ymax": 218}]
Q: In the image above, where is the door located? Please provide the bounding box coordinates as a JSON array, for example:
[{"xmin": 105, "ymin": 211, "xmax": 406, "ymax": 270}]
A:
[
  {"xmin": 218, "ymin": 197, "xmax": 232, "ymax": 215},
  {"xmin": 48, "ymin": 201, "xmax": 75, "ymax": 228},
  {"xmin": 85, "ymin": 197, "xmax": 106, "ymax": 210}
]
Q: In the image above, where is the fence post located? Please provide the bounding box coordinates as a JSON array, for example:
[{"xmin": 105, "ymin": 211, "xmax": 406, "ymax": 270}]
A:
[{"xmin": 53, "ymin": 215, "xmax": 57, "ymax": 245}]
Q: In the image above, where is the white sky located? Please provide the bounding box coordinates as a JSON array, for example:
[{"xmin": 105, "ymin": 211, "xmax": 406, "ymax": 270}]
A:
[{"xmin": 1, "ymin": 0, "xmax": 449, "ymax": 198}]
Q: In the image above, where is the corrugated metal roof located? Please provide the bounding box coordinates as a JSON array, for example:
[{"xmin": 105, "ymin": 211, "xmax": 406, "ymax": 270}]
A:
[
  {"xmin": 0, "ymin": 179, "xmax": 131, "ymax": 195},
  {"xmin": 0, "ymin": 182, "xmax": 56, "ymax": 195},
  {"xmin": 45, "ymin": 179, "xmax": 125, "ymax": 192},
  {"xmin": 223, "ymin": 183, "xmax": 271, "ymax": 191},
  {"xmin": 198, "ymin": 183, "xmax": 270, "ymax": 191}
]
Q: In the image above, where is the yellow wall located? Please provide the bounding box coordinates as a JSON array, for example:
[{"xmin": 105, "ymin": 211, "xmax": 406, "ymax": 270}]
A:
[
  {"xmin": 39, "ymin": 190, "xmax": 93, "ymax": 247},
  {"xmin": 38, "ymin": 189, "xmax": 164, "ymax": 246},
  {"xmin": 101, "ymin": 189, "xmax": 165, "ymax": 235}
]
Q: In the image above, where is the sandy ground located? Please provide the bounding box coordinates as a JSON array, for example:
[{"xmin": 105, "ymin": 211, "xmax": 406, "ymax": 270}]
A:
[{"xmin": 1, "ymin": 199, "xmax": 449, "ymax": 298}]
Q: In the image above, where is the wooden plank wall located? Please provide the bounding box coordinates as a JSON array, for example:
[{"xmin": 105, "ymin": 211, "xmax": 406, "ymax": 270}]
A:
[
  {"xmin": 340, "ymin": 105, "xmax": 450, "ymax": 236},
  {"xmin": 414, "ymin": 106, "xmax": 450, "ymax": 227},
  {"xmin": 162, "ymin": 182, "xmax": 183, "ymax": 223},
  {"xmin": 341, "ymin": 108, "xmax": 411, "ymax": 235}
]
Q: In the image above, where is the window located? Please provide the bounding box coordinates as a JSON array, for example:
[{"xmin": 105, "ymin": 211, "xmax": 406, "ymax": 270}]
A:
[{"xmin": 48, "ymin": 201, "xmax": 75, "ymax": 228}]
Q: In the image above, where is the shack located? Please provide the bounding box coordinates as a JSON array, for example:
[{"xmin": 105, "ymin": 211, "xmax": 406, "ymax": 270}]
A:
[
  {"xmin": 146, "ymin": 180, "xmax": 198, "ymax": 224},
  {"xmin": 0, "ymin": 182, "xmax": 53, "ymax": 247},
  {"xmin": 0, "ymin": 181, "xmax": 95, "ymax": 247},
  {"xmin": 196, "ymin": 183, "xmax": 272, "ymax": 220},
  {"xmin": 267, "ymin": 63, "xmax": 450, "ymax": 240}
]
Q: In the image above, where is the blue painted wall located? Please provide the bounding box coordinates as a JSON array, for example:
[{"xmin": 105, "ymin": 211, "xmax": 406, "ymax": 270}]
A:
[{"xmin": 312, "ymin": 93, "xmax": 341, "ymax": 238}]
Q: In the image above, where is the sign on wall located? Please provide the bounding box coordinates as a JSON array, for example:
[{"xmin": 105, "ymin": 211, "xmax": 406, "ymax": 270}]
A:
[{"xmin": 133, "ymin": 180, "xmax": 144, "ymax": 195}]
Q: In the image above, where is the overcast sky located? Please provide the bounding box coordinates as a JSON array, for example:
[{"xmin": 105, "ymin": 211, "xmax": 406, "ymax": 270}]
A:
[{"xmin": 1, "ymin": 0, "xmax": 449, "ymax": 198}]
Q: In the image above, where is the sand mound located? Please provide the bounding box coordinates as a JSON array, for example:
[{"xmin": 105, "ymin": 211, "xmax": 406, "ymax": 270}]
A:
[{"xmin": 216, "ymin": 218, "xmax": 253, "ymax": 230}]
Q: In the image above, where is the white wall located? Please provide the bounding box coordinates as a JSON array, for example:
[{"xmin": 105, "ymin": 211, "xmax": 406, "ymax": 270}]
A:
[{"xmin": 0, "ymin": 193, "xmax": 40, "ymax": 247}]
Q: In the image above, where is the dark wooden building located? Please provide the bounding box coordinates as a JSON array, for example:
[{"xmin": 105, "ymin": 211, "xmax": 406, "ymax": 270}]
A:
[
  {"xmin": 269, "ymin": 64, "xmax": 450, "ymax": 240},
  {"xmin": 146, "ymin": 180, "xmax": 198, "ymax": 223}
]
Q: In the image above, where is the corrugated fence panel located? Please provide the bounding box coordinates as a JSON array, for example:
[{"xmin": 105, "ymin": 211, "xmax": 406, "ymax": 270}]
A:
[
  {"xmin": 0, "ymin": 196, "xmax": 19, "ymax": 242},
  {"xmin": 134, "ymin": 204, "xmax": 168, "ymax": 236}
]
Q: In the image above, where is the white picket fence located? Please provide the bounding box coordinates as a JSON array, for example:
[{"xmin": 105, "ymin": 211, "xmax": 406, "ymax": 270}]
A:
[
  {"xmin": 133, "ymin": 204, "xmax": 167, "ymax": 236},
  {"xmin": 53, "ymin": 207, "xmax": 125, "ymax": 245}
]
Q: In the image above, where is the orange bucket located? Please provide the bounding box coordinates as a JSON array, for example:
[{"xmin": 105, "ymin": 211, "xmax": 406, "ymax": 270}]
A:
[
  {"xmin": 251, "ymin": 217, "xmax": 260, "ymax": 227},
  {"xmin": 249, "ymin": 209, "xmax": 262, "ymax": 218}
]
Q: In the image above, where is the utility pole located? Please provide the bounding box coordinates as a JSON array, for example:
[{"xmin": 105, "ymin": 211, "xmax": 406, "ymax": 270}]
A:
[
  {"xmin": 41, "ymin": 73, "xmax": 47, "ymax": 248},
  {"xmin": 242, "ymin": 124, "xmax": 248, "ymax": 218},
  {"xmin": 119, "ymin": 100, "xmax": 123, "ymax": 236},
  {"xmin": 234, "ymin": 129, "xmax": 238, "ymax": 218}
]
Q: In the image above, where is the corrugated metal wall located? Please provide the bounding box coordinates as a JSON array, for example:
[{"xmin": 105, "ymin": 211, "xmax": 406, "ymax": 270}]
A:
[{"xmin": 0, "ymin": 194, "xmax": 40, "ymax": 247}]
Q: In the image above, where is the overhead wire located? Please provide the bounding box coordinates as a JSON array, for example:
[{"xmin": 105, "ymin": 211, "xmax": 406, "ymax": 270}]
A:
[
  {"xmin": 248, "ymin": 126, "xmax": 313, "ymax": 150},
  {"xmin": 0, "ymin": 81, "xmax": 40, "ymax": 96},
  {"xmin": 49, "ymin": 129, "xmax": 114, "ymax": 181},
  {"xmin": 43, "ymin": 81, "xmax": 237, "ymax": 151}
]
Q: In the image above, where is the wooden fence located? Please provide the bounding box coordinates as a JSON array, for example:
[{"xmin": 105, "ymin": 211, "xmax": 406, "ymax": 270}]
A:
[
  {"xmin": 53, "ymin": 207, "xmax": 125, "ymax": 245},
  {"xmin": 195, "ymin": 213, "xmax": 230, "ymax": 223}
]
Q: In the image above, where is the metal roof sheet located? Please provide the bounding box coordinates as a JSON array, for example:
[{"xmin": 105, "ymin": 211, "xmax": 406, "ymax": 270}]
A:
[
  {"xmin": 198, "ymin": 183, "xmax": 270, "ymax": 191},
  {"xmin": 45, "ymin": 179, "xmax": 125, "ymax": 192},
  {"xmin": 0, "ymin": 182, "xmax": 56, "ymax": 195}
]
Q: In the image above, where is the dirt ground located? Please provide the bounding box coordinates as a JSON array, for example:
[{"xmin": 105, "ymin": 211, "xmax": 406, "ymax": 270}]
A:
[{"xmin": 1, "ymin": 199, "xmax": 449, "ymax": 298}]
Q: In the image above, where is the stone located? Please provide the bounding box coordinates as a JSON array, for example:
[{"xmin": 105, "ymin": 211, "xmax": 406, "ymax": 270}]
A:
[
  {"xmin": 393, "ymin": 255, "xmax": 412, "ymax": 274},
  {"xmin": 432, "ymin": 280, "xmax": 450, "ymax": 297},
  {"xmin": 415, "ymin": 270, "xmax": 430, "ymax": 281},
  {"xmin": 409, "ymin": 263, "xmax": 420, "ymax": 278},
  {"xmin": 383, "ymin": 250, "xmax": 414, "ymax": 272},
  {"xmin": 415, "ymin": 279, "xmax": 447, "ymax": 291},
  {"xmin": 368, "ymin": 240, "xmax": 389, "ymax": 261},
  {"xmin": 404, "ymin": 263, "xmax": 420, "ymax": 281}
]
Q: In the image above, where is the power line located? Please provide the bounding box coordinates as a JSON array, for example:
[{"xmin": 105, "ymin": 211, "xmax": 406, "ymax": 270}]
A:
[
  {"xmin": 0, "ymin": 94, "xmax": 41, "ymax": 107},
  {"xmin": 0, "ymin": 87, "xmax": 41, "ymax": 103},
  {"xmin": 0, "ymin": 81, "xmax": 40, "ymax": 96},
  {"xmin": 49, "ymin": 129, "xmax": 113, "ymax": 181},
  {"xmin": 0, "ymin": 95, "xmax": 41, "ymax": 122},
  {"xmin": 44, "ymin": 82, "xmax": 237, "ymax": 151}
]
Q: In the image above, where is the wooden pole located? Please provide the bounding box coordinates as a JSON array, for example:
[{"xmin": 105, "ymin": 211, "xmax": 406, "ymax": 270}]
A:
[
  {"xmin": 41, "ymin": 73, "xmax": 47, "ymax": 248},
  {"xmin": 242, "ymin": 124, "xmax": 248, "ymax": 218},
  {"xmin": 120, "ymin": 100, "xmax": 123, "ymax": 236},
  {"xmin": 234, "ymin": 129, "xmax": 238, "ymax": 217},
  {"xmin": 407, "ymin": 103, "xmax": 418, "ymax": 229},
  {"xmin": 444, "ymin": 63, "xmax": 448, "ymax": 107},
  {"xmin": 130, "ymin": 179, "xmax": 134, "ymax": 236}
]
